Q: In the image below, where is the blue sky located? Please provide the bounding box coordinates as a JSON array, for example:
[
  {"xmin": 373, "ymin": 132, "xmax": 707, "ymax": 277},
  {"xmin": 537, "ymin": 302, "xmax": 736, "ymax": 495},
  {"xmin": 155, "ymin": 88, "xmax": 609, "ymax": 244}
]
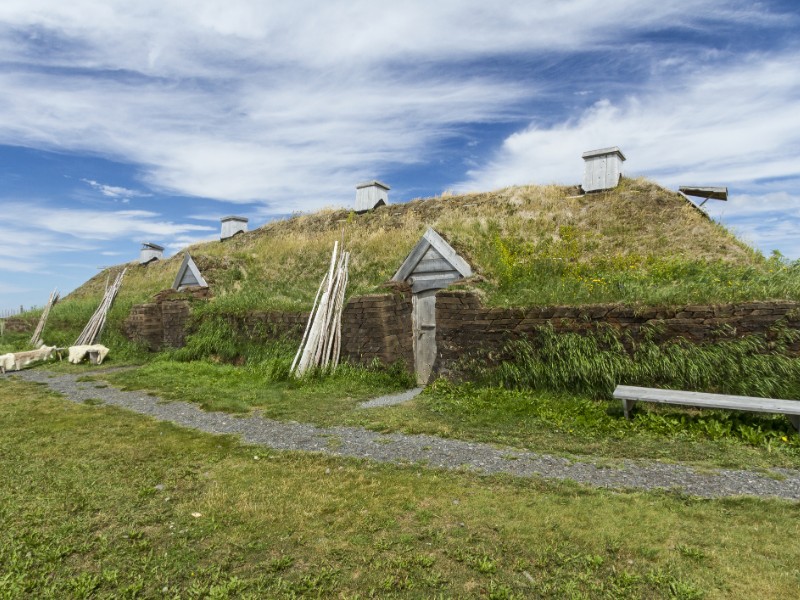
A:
[{"xmin": 1, "ymin": 1, "xmax": 799, "ymax": 312}]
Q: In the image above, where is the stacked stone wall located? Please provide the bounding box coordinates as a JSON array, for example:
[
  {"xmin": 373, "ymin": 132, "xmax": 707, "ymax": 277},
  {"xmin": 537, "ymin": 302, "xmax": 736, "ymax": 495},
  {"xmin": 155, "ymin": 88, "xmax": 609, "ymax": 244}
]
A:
[
  {"xmin": 435, "ymin": 290, "xmax": 800, "ymax": 373},
  {"xmin": 340, "ymin": 289, "xmax": 413, "ymax": 367},
  {"xmin": 123, "ymin": 284, "xmax": 800, "ymax": 375},
  {"xmin": 232, "ymin": 311, "xmax": 309, "ymax": 340},
  {"xmin": 1, "ymin": 316, "xmax": 36, "ymax": 334},
  {"xmin": 123, "ymin": 285, "xmax": 414, "ymax": 369},
  {"xmin": 123, "ymin": 287, "xmax": 210, "ymax": 350}
]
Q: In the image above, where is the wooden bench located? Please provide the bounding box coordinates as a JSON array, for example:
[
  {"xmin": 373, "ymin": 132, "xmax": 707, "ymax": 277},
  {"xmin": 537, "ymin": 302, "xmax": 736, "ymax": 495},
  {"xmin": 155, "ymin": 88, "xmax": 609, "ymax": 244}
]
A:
[{"xmin": 613, "ymin": 385, "xmax": 800, "ymax": 432}]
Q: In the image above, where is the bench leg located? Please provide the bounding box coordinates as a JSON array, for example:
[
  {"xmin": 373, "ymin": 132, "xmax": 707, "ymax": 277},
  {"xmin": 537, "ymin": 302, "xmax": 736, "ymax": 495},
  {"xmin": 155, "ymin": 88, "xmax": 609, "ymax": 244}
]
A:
[
  {"xmin": 622, "ymin": 399, "xmax": 635, "ymax": 419},
  {"xmin": 788, "ymin": 415, "xmax": 800, "ymax": 433}
]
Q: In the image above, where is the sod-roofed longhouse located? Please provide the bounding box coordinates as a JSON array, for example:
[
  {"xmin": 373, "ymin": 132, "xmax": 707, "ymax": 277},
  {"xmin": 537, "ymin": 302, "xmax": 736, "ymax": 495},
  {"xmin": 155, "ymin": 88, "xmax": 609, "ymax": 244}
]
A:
[{"xmin": 51, "ymin": 178, "xmax": 798, "ymax": 382}]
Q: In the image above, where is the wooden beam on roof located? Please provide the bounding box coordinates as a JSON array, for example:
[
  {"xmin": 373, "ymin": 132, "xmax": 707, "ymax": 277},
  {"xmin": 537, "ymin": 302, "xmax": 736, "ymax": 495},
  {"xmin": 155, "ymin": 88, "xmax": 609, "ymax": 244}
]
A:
[{"xmin": 679, "ymin": 186, "xmax": 728, "ymax": 201}]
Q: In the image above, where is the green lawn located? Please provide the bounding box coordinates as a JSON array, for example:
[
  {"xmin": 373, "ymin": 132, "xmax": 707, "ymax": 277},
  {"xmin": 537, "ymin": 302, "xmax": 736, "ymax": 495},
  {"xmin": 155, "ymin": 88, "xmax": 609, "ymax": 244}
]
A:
[
  {"xmin": 99, "ymin": 360, "xmax": 800, "ymax": 471},
  {"xmin": 1, "ymin": 378, "xmax": 799, "ymax": 599}
]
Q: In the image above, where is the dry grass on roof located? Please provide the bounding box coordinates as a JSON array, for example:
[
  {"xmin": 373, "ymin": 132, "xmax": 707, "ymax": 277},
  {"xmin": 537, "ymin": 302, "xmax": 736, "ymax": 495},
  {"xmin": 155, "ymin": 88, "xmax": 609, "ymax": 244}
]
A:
[{"xmin": 62, "ymin": 178, "xmax": 781, "ymax": 313}]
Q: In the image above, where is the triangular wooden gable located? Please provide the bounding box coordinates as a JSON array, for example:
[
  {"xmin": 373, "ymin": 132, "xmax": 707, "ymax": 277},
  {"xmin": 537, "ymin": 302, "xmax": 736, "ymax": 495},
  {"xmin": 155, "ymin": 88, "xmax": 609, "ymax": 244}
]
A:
[
  {"xmin": 172, "ymin": 253, "xmax": 208, "ymax": 290},
  {"xmin": 392, "ymin": 227, "xmax": 472, "ymax": 293}
]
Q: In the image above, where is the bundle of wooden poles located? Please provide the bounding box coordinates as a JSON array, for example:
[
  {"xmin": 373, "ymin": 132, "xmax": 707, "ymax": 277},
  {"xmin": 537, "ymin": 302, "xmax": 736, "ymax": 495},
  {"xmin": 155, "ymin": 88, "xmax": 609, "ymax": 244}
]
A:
[
  {"xmin": 291, "ymin": 241, "xmax": 350, "ymax": 377},
  {"xmin": 74, "ymin": 268, "xmax": 127, "ymax": 346},
  {"xmin": 30, "ymin": 288, "xmax": 59, "ymax": 348}
]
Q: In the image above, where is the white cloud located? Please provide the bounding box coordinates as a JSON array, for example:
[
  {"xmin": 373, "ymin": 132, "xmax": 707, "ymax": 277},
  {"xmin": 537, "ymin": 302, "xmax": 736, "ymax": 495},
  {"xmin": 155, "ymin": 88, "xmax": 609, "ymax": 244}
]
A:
[
  {"xmin": 81, "ymin": 179, "xmax": 151, "ymax": 200},
  {"xmin": 704, "ymin": 191, "xmax": 800, "ymax": 258},
  {"xmin": 459, "ymin": 54, "xmax": 800, "ymax": 191},
  {"xmin": 163, "ymin": 232, "xmax": 221, "ymax": 253},
  {"xmin": 0, "ymin": 0, "xmax": 787, "ymax": 212},
  {"xmin": 0, "ymin": 1, "xmax": 782, "ymax": 74},
  {"xmin": 0, "ymin": 0, "xmax": 798, "ymax": 310},
  {"xmin": 1, "ymin": 204, "xmax": 215, "ymax": 241}
]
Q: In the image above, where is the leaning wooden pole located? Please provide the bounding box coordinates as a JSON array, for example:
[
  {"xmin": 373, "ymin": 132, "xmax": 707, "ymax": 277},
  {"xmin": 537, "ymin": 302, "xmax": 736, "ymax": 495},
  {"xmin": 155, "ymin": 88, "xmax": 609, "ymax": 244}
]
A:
[
  {"xmin": 292, "ymin": 242, "xmax": 349, "ymax": 377},
  {"xmin": 74, "ymin": 268, "xmax": 126, "ymax": 346},
  {"xmin": 30, "ymin": 288, "xmax": 59, "ymax": 348},
  {"xmin": 297, "ymin": 242, "xmax": 338, "ymax": 375}
]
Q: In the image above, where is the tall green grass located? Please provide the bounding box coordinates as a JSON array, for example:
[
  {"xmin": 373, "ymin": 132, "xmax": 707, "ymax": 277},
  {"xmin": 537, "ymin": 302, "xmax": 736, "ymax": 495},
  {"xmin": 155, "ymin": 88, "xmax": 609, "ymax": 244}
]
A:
[
  {"xmin": 476, "ymin": 325, "xmax": 800, "ymax": 400},
  {"xmin": 168, "ymin": 298, "xmax": 299, "ymax": 366},
  {"xmin": 481, "ymin": 229, "xmax": 800, "ymax": 307},
  {"xmin": 3, "ymin": 296, "xmax": 152, "ymax": 363}
]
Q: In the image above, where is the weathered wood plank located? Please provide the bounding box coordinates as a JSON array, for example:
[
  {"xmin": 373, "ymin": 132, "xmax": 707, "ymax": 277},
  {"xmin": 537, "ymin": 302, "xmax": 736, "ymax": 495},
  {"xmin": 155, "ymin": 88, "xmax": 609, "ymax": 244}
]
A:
[
  {"xmin": 392, "ymin": 240, "xmax": 431, "ymax": 282},
  {"xmin": 409, "ymin": 272, "xmax": 460, "ymax": 293},
  {"xmin": 613, "ymin": 385, "xmax": 800, "ymax": 414},
  {"xmin": 413, "ymin": 257, "xmax": 458, "ymax": 274},
  {"xmin": 422, "ymin": 228, "xmax": 472, "ymax": 277},
  {"xmin": 614, "ymin": 385, "xmax": 800, "ymax": 432},
  {"xmin": 422, "ymin": 246, "xmax": 444, "ymax": 261}
]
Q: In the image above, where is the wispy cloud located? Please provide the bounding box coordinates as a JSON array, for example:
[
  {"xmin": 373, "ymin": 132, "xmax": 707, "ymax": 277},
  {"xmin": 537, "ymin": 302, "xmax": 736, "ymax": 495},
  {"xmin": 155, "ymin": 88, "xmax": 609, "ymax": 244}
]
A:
[
  {"xmin": 81, "ymin": 178, "xmax": 151, "ymax": 200},
  {"xmin": 0, "ymin": 0, "xmax": 799, "ymax": 312},
  {"xmin": 1, "ymin": 204, "xmax": 215, "ymax": 241},
  {"xmin": 1, "ymin": 0, "xmax": 790, "ymax": 211},
  {"xmin": 459, "ymin": 53, "xmax": 800, "ymax": 190},
  {"xmin": 0, "ymin": 204, "xmax": 216, "ymax": 275},
  {"xmin": 705, "ymin": 190, "xmax": 800, "ymax": 258}
]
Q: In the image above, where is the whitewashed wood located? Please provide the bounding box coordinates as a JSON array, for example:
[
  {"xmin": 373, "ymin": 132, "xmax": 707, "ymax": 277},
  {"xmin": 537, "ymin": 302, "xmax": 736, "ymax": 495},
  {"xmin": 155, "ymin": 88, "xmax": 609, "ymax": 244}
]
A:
[
  {"xmin": 139, "ymin": 242, "xmax": 164, "ymax": 264},
  {"xmin": 355, "ymin": 181, "xmax": 389, "ymax": 212},
  {"xmin": 172, "ymin": 253, "xmax": 208, "ymax": 290},
  {"xmin": 298, "ymin": 242, "xmax": 338, "ymax": 374},
  {"xmin": 293, "ymin": 243, "xmax": 350, "ymax": 377},
  {"xmin": 75, "ymin": 268, "xmax": 126, "ymax": 346},
  {"xmin": 614, "ymin": 385, "xmax": 800, "ymax": 430},
  {"xmin": 412, "ymin": 291, "xmax": 438, "ymax": 385},
  {"xmin": 30, "ymin": 288, "xmax": 59, "ymax": 348},
  {"xmin": 220, "ymin": 216, "xmax": 248, "ymax": 240},
  {"xmin": 393, "ymin": 227, "xmax": 472, "ymax": 282},
  {"xmin": 582, "ymin": 147, "xmax": 625, "ymax": 192},
  {"xmin": 290, "ymin": 270, "xmax": 327, "ymax": 373}
]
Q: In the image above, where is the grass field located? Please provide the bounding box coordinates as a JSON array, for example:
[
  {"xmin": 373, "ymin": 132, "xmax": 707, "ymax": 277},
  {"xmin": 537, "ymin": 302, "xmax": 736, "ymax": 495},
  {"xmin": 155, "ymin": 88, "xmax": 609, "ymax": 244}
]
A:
[{"xmin": 2, "ymin": 378, "xmax": 799, "ymax": 599}]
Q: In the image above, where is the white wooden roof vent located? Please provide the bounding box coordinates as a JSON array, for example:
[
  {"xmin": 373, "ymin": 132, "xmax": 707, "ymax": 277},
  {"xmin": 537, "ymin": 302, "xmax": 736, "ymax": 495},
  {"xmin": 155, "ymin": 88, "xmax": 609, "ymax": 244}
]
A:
[
  {"xmin": 582, "ymin": 147, "xmax": 626, "ymax": 192},
  {"xmin": 139, "ymin": 242, "xmax": 164, "ymax": 265},
  {"xmin": 355, "ymin": 180, "xmax": 390, "ymax": 212},
  {"xmin": 221, "ymin": 215, "xmax": 248, "ymax": 240}
]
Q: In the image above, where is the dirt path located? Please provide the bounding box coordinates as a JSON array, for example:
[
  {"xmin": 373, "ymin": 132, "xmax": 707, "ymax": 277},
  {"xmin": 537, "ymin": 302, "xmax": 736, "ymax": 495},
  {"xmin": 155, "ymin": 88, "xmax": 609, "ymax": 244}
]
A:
[{"xmin": 9, "ymin": 369, "xmax": 800, "ymax": 500}]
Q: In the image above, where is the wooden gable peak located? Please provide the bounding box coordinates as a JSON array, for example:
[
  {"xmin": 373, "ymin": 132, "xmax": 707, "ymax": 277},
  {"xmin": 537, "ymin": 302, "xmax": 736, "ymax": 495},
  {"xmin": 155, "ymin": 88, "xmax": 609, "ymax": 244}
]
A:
[
  {"xmin": 172, "ymin": 253, "xmax": 208, "ymax": 290},
  {"xmin": 392, "ymin": 227, "xmax": 472, "ymax": 292}
]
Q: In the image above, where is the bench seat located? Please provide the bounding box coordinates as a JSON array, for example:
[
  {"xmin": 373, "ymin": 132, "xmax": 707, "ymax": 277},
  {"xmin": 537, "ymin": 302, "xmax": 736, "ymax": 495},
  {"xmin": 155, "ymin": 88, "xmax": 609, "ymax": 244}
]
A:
[{"xmin": 613, "ymin": 385, "xmax": 800, "ymax": 432}]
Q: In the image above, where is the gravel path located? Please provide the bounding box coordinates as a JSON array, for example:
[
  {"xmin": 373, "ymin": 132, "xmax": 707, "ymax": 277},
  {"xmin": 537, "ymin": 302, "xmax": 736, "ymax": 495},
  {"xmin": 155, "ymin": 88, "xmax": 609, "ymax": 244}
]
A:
[{"xmin": 8, "ymin": 369, "xmax": 800, "ymax": 500}]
